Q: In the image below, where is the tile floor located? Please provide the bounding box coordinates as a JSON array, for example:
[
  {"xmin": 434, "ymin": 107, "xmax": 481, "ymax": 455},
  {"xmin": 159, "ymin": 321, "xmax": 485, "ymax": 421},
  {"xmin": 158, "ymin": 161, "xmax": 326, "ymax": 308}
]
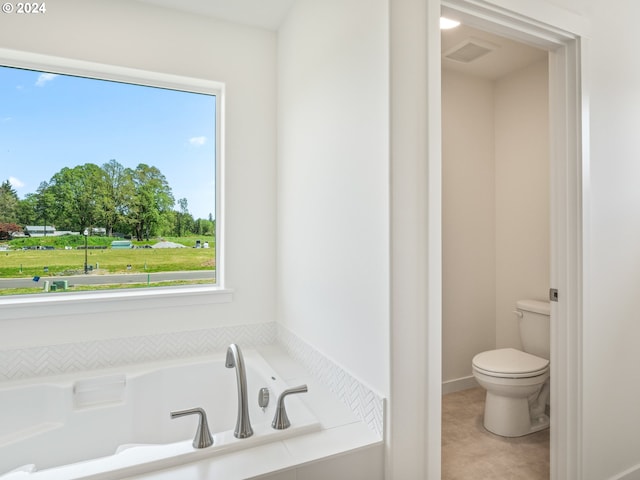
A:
[{"xmin": 442, "ymin": 387, "xmax": 549, "ymax": 480}]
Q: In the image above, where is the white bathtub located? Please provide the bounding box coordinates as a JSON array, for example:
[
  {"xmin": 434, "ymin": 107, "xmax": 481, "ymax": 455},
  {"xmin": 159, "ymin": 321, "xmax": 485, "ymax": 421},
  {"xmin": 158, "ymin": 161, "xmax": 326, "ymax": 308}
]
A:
[{"xmin": 0, "ymin": 349, "xmax": 319, "ymax": 479}]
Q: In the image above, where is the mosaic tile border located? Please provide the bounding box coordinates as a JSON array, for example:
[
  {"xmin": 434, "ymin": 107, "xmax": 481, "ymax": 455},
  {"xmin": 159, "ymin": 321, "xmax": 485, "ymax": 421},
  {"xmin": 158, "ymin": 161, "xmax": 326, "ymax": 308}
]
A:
[
  {"xmin": 0, "ymin": 322, "xmax": 277, "ymax": 382},
  {"xmin": 277, "ymin": 325, "xmax": 385, "ymax": 438}
]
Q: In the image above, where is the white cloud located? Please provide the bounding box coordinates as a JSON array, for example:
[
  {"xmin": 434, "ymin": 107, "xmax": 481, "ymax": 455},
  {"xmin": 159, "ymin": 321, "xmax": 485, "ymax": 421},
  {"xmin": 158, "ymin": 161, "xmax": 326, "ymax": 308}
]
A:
[
  {"xmin": 0, "ymin": 116, "xmax": 11, "ymax": 122},
  {"xmin": 35, "ymin": 73, "xmax": 58, "ymax": 87},
  {"xmin": 189, "ymin": 136, "xmax": 207, "ymax": 147},
  {"xmin": 9, "ymin": 176, "xmax": 25, "ymax": 189}
]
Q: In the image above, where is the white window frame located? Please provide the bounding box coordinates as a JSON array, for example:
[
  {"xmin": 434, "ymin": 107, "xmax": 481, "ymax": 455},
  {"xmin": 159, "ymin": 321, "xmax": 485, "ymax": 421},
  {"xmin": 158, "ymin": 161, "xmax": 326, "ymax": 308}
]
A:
[{"xmin": 0, "ymin": 48, "xmax": 231, "ymax": 309}]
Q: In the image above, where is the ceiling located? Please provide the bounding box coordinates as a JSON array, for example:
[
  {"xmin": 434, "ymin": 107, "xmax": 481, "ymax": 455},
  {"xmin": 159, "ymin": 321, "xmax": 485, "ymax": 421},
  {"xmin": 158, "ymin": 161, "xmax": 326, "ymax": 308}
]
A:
[
  {"xmin": 134, "ymin": 2, "xmax": 546, "ymax": 79},
  {"xmin": 442, "ymin": 24, "xmax": 547, "ymax": 80},
  {"xmin": 136, "ymin": 0, "xmax": 297, "ymax": 30}
]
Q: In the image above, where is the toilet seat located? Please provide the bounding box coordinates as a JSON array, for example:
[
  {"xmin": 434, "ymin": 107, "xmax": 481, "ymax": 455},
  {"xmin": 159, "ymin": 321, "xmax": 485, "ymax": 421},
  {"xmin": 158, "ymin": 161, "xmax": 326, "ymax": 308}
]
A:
[{"xmin": 473, "ymin": 348, "xmax": 549, "ymax": 378}]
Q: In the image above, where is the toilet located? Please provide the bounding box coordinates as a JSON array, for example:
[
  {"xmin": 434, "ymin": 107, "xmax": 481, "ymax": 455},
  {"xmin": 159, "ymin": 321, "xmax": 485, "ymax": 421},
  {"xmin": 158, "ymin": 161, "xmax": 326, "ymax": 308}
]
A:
[{"xmin": 472, "ymin": 299, "xmax": 551, "ymax": 437}]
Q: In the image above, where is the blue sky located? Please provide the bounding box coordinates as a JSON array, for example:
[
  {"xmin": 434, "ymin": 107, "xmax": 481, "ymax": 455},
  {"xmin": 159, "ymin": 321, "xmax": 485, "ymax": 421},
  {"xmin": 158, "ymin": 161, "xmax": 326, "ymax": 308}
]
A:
[{"xmin": 0, "ymin": 65, "xmax": 216, "ymax": 220}]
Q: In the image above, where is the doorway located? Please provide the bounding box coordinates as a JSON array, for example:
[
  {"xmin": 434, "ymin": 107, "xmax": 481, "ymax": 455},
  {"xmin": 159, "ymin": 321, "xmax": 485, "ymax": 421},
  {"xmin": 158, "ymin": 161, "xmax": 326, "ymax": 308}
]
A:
[
  {"xmin": 386, "ymin": 2, "xmax": 585, "ymax": 478},
  {"xmin": 435, "ymin": 2, "xmax": 585, "ymax": 478},
  {"xmin": 441, "ymin": 22, "xmax": 551, "ymax": 478}
]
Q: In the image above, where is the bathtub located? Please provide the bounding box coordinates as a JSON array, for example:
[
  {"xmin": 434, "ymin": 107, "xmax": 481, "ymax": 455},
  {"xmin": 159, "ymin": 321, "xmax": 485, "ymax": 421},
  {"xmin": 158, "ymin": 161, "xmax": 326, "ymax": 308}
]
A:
[{"xmin": 0, "ymin": 349, "xmax": 320, "ymax": 479}]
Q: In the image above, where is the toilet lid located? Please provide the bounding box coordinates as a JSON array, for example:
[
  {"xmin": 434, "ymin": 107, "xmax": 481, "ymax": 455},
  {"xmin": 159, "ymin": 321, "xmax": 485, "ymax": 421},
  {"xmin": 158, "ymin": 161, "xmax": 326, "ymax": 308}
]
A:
[{"xmin": 472, "ymin": 348, "xmax": 549, "ymax": 378}]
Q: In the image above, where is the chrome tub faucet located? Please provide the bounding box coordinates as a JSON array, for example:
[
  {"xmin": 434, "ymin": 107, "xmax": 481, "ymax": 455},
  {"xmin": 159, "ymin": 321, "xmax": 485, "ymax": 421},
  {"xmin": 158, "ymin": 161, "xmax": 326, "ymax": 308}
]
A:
[{"xmin": 225, "ymin": 343, "xmax": 253, "ymax": 438}]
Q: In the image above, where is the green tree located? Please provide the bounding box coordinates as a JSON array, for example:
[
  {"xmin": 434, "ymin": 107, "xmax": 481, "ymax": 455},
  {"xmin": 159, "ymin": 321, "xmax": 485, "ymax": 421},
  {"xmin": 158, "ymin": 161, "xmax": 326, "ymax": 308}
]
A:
[
  {"xmin": 0, "ymin": 180, "xmax": 19, "ymax": 223},
  {"xmin": 130, "ymin": 164, "xmax": 174, "ymax": 241},
  {"xmin": 49, "ymin": 164, "xmax": 106, "ymax": 232},
  {"xmin": 194, "ymin": 218, "xmax": 214, "ymax": 236},
  {"xmin": 34, "ymin": 182, "xmax": 57, "ymax": 235},
  {"xmin": 99, "ymin": 159, "xmax": 135, "ymax": 237},
  {"xmin": 16, "ymin": 194, "xmax": 38, "ymax": 226},
  {"xmin": 184, "ymin": 213, "xmax": 195, "ymax": 235},
  {"xmin": 176, "ymin": 197, "xmax": 195, "ymax": 236}
]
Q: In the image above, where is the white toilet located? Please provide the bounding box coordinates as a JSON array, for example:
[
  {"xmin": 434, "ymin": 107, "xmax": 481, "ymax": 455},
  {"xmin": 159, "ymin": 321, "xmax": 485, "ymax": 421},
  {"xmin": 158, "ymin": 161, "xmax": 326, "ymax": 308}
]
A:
[{"xmin": 472, "ymin": 299, "xmax": 551, "ymax": 437}]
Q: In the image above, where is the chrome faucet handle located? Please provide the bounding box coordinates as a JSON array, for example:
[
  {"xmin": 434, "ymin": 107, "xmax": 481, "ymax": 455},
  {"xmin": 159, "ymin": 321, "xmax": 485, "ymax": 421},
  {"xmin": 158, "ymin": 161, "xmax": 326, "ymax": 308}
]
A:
[
  {"xmin": 170, "ymin": 407, "xmax": 214, "ymax": 449},
  {"xmin": 271, "ymin": 384, "xmax": 308, "ymax": 430}
]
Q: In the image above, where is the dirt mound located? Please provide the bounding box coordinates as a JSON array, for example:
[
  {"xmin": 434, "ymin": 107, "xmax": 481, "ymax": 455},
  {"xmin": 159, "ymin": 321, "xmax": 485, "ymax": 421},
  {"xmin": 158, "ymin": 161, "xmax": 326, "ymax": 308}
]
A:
[{"xmin": 151, "ymin": 241, "xmax": 186, "ymax": 249}]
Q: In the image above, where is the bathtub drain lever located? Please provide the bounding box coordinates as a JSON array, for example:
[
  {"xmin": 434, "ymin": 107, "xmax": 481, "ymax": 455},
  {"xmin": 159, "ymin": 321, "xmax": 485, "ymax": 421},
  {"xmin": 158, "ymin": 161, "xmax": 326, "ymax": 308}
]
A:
[
  {"xmin": 170, "ymin": 407, "xmax": 214, "ymax": 449},
  {"xmin": 258, "ymin": 387, "xmax": 270, "ymax": 410}
]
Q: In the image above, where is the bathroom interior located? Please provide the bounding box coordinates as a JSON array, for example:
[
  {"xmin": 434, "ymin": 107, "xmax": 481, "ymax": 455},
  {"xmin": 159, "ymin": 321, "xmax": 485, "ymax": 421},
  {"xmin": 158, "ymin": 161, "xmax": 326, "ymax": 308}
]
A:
[
  {"xmin": 441, "ymin": 18, "xmax": 552, "ymax": 479},
  {"xmin": 9, "ymin": 0, "xmax": 640, "ymax": 478}
]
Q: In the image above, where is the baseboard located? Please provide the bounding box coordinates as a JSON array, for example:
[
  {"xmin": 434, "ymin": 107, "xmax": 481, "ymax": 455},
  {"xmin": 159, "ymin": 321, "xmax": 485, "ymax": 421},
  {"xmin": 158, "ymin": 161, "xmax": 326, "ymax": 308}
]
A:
[{"xmin": 442, "ymin": 375, "xmax": 478, "ymax": 395}]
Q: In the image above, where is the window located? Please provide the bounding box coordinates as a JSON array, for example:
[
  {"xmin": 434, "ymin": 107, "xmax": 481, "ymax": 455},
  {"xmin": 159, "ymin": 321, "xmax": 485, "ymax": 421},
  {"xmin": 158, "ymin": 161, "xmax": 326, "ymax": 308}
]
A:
[{"xmin": 0, "ymin": 56, "xmax": 223, "ymax": 297}]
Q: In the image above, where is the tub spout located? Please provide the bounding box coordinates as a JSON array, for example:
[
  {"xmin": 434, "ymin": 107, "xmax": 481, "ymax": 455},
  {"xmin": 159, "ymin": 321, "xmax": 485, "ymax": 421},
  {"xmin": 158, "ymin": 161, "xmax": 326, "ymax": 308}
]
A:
[{"xmin": 225, "ymin": 343, "xmax": 253, "ymax": 438}]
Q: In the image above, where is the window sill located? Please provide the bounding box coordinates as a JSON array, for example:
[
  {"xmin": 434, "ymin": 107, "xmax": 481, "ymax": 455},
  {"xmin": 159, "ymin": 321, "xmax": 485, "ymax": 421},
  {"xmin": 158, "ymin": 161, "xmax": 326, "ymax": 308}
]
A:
[{"xmin": 0, "ymin": 285, "xmax": 233, "ymax": 320}]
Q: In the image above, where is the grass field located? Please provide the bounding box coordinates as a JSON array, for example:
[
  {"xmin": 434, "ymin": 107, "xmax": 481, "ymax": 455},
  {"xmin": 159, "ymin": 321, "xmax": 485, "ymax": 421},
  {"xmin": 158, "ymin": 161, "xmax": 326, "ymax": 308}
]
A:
[{"xmin": 0, "ymin": 235, "xmax": 215, "ymax": 278}]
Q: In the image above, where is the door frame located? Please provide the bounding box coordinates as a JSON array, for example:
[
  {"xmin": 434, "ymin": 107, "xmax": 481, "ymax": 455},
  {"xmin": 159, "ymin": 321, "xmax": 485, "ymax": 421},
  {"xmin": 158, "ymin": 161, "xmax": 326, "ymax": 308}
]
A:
[
  {"xmin": 438, "ymin": 1, "xmax": 588, "ymax": 478},
  {"xmin": 388, "ymin": 1, "xmax": 589, "ymax": 478}
]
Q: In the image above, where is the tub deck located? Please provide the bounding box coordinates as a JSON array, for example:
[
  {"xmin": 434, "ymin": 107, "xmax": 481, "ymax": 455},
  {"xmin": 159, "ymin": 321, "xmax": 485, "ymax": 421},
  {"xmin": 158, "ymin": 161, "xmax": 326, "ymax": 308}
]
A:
[
  {"xmin": 122, "ymin": 345, "xmax": 383, "ymax": 480},
  {"xmin": 0, "ymin": 345, "xmax": 382, "ymax": 480}
]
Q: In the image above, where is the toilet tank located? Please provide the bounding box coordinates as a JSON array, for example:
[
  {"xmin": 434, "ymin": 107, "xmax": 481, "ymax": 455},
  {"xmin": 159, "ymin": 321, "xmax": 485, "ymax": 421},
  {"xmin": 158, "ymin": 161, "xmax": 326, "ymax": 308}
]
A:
[{"xmin": 516, "ymin": 299, "xmax": 551, "ymax": 360}]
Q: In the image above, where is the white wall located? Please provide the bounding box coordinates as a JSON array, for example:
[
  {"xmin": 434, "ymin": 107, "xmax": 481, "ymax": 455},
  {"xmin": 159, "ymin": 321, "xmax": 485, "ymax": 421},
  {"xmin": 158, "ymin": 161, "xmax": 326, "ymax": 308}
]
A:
[
  {"xmin": 442, "ymin": 69, "xmax": 496, "ymax": 383},
  {"xmin": 494, "ymin": 60, "xmax": 550, "ymax": 349},
  {"xmin": 0, "ymin": 0, "xmax": 277, "ymax": 348},
  {"xmin": 276, "ymin": 0, "xmax": 389, "ymax": 396},
  {"xmin": 583, "ymin": 1, "xmax": 640, "ymax": 478}
]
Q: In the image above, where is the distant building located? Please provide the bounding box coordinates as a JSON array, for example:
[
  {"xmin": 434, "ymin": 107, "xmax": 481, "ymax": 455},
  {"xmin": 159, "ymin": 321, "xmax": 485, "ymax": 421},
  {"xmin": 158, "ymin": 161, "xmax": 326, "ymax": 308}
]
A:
[
  {"xmin": 23, "ymin": 226, "xmax": 81, "ymax": 237},
  {"xmin": 24, "ymin": 225, "xmax": 56, "ymax": 237}
]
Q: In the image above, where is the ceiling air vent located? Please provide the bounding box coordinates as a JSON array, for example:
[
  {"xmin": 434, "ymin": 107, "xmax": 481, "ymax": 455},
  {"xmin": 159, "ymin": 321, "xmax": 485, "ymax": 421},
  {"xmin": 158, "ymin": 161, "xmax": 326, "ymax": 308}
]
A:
[{"xmin": 443, "ymin": 37, "xmax": 499, "ymax": 63}]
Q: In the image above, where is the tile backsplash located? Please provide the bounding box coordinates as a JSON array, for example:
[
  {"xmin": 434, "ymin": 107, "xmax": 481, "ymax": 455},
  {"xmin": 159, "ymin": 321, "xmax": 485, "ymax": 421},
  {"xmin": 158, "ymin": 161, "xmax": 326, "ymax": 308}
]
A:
[
  {"xmin": 0, "ymin": 322, "xmax": 276, "ymax": 381},
  {"xmin": 277, "ymin": 325, "xmax": 384, "ymax": 438}
]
